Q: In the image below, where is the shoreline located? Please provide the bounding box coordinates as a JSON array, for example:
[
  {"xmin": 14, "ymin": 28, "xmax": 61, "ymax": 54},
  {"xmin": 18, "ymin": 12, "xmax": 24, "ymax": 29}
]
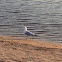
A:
[{"xmin": 0, "ymin": 35, "xmax": 62, "ymax": 62}]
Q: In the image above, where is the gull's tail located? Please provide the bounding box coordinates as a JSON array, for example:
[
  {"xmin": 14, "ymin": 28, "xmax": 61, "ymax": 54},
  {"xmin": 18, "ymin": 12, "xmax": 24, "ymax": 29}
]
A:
[
  {"xmin": 35, "ymin": 34, "xmax": 41, "ymax": 37},
  {"xmin": 35, "ymin": 34, "xmax": 38, "ymax": 36}
]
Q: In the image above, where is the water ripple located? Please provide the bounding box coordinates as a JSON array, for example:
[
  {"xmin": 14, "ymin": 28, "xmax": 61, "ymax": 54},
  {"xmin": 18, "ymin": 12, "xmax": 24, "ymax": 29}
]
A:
[{"xmin": 0, "ymin": 0, "xmax": 62, "ymax": 43}]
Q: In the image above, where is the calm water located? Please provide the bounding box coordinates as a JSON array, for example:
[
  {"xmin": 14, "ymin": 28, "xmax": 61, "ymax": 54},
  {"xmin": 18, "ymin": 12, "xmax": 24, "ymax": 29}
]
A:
[{"xmin": 0, "ymin": 0, "xmax": 62, "ymax": 43}]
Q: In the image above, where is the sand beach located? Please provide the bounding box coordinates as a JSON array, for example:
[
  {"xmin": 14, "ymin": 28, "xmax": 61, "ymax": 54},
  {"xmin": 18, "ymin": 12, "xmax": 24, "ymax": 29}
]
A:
[{"xmin": 0, "ymin": 35, "xmax": 62, "ymax": 62}]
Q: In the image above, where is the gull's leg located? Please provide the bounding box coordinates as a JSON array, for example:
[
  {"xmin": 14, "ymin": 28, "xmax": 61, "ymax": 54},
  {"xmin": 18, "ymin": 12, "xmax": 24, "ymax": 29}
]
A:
[
  {"xmin": 26, "ymin": 35, "xmax": 28, "ymax": 39},
  {"xmin": 27, "ymin": 36, "xmax": 30, "ymax": 40},
  {"xmin": 26, "ymin": 36, "xmax": 27, "ymax": 39},
  {"xmin": 27, "ymin": 36, "xmax": 32, "ymax": 40},
  {"xmin": 30, "ymin": 36, "xmax": 32, "ymax": 40},
  {"xmin": 28, "ymin": 36, "xmax": 30, "ymax": 39},
  {"xmin": 31, "ymin": 36, "xmax": 33, "ymax": 40}
]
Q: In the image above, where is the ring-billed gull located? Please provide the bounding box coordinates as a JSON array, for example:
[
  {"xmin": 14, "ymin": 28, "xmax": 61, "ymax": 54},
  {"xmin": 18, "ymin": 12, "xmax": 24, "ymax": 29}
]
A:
[{"xmin": 24, "ymin": 26, "xmax": 37, "ymax": 39}]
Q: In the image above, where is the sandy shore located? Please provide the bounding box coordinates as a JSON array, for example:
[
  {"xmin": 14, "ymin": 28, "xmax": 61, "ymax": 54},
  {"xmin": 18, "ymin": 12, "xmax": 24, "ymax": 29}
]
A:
[{"xmin": 0, "ymin": 35, "xmax": 62, "ymax": 62}]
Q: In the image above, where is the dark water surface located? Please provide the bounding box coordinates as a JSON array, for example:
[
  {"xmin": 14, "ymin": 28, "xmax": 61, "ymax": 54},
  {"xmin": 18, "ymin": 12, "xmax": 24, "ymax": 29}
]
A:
[{"xmin": 0, "ymin": 0, "xmax": 62, "ymax": 43}]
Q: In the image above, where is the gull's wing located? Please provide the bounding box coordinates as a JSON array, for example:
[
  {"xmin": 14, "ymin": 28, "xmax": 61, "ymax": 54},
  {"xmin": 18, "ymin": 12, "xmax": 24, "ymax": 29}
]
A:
[{"xmin": 25, "ymin": 30, "xmax": 37, "ymax": 36}]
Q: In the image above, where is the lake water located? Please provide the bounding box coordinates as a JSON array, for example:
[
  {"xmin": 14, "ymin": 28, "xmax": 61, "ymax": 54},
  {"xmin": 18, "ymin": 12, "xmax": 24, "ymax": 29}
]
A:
[{"xmin": 0, "ymin": 0, "xmax": 62, "ymax": 43}]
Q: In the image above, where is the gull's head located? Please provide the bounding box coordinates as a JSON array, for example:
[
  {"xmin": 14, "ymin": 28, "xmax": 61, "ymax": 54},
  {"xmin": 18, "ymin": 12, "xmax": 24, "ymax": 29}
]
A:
[
  {"xmin": 24, "ymin": 26, "xmax": 27, "ymax": 30},
  {"xmin": 24, "ymin": 26, "xmax": 27, "ymax": 33}
]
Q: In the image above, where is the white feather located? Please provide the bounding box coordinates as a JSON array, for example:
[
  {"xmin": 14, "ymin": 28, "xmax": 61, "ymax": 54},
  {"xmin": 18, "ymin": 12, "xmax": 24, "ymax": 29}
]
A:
[{"xmin": 24, "ymin": 26, "xmax": 37, "ymax": 36}]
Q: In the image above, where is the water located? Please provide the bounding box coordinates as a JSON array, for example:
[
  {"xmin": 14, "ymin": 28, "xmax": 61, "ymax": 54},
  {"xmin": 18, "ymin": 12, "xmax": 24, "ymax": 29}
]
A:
[{"xmin": 0, "ymin": 0, "xmax": 62, "ymax": 43}]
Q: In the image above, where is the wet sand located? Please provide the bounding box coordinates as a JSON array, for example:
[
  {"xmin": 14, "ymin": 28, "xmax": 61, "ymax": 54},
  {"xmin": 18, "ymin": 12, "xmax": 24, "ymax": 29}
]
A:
[{"xmin": 0, "ymin": 35, "xmax": 62, "ymax": 62}]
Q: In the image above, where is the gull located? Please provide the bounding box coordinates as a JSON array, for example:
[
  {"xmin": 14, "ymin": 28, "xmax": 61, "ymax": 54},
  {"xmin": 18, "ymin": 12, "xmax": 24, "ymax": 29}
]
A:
[{"xmin": 24, "ymin": 26, "xmax": 37, "ymax": 39}]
